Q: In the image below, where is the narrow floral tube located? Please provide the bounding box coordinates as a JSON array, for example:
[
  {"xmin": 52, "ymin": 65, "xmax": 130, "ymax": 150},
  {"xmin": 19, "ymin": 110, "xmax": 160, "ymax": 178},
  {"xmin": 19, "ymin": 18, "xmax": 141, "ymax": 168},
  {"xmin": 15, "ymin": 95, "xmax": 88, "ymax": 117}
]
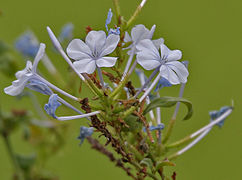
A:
[
  {"xmin": 191, "ymin": 108, "xmax": 233, "ymax": 138},
  {"xmin": 177, "ymin": 128, "xmax": 212, "ymax": 156},
  {"xmin": 134, "ymin": 66, "xmax": 160, "ymax": 98},
  {"xmin": 121, "ymin": 47, "xmax": 135, "ymax": 80},
  {"xmin": 139, "ymin": 73, "xmax": 161, "ymax": 102},
  {"xmin": 140, "ymin": 0, "xmax": 147, "ymax": 7},
  {"xmin": 135, "ymin": 69, "xmax": 155, "ymax": 121},
  {"xmin": 57, "ymin": 111, "xmax": 100, "ymax": 121},
  {"xmin": 46, "ymin": 26, "xmax": 85, "ymax": 81},
  {"xmin": 35, "ymin": 74, "xmax": 79, "ymax": 101},
  {"xmin": 57, "ymin": 97, "xmax": 85, "ymax": 116}
]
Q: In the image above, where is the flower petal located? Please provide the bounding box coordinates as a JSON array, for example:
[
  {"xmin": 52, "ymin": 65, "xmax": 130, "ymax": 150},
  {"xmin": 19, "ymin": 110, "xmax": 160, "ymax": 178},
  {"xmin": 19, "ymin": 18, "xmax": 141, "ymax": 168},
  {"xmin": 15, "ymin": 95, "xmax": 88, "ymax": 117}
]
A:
[
  {"xmin": 32, "ymin": 43, "xmax": 46, "ymax": 73},
  {"xmin": 136, "ymin": 39, "xmax": 161, "ymax": 70},
  {"xmin": 166, "ymin": 61, "xmax": 189, "ymax": 83},
  {"xmin": 44, "ymin": 94, "xmax": 61, "ymax": 119},
  {"xmin": 15, "ymin": 61, "xmax": 32, "ymax": 79},
  {"xmin": 160, "ymin": 44, "xmax": 171, "ymax": 59},
  {"xmin": 26, "ymin": 79, "xmax": 53, "ymax": 95},
  {"xmin": 105, "ymin": 9, "xmax": 113, "ymax": 32},
  {"xmin": 131, "ymin": 24, "xmax": 149, "ymax": 43},
  {"xmin": 66, "ymin": 39, "xmax": 92, "ymax": 60},
  {"xmin": 147, "ymin": 24, "xmax": 156, "ymax": 39},
  {"xmin": 124, "ymin": 31, "xmax": 132, "ymax": 42},
  {"xmin": 73, "ymin": 58, "xmax": 96, "ymax": 74},
  {"xmin": 77, "ymin": 126, "xmax": 93, "ymax": 145},
  {"xmin": 85, "ymin": 31, "xmax": 106, "ymax": 56},
  {"xmin": 159, "ymin": 65, "xmax": 180, "ymax": 85},
  {"xmin": 100, "ymin": 34, "xmax": 120, "ymax": 56},
  {"xmin": 4, "ymin": 76, "xmax": 30, "ymax": 96},
  {"xmin": 96, "ymin": 57, "xmax": 117, "ymax": 67},
  {"xmin": 137, "ymin": 39, "xmax": 160, "ymax": 58},
  {"xmin": 167, "ymin": 50, "xmax": 182, "ymax": 61},
  {"xmin": 137, "ymin": 50, "xmax": 161, "ymax": 70},
  {"xmin": 152, "ymin": 38, "xmax": 164, "ymax": 49}
]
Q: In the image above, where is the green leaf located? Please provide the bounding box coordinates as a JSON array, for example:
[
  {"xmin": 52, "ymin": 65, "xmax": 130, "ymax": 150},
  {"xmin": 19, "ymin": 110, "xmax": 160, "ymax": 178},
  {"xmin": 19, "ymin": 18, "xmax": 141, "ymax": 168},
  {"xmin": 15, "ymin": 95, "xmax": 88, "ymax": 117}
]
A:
[
  {"xmin": 140, "ymin": 158, "xmax": 153, "ymax": 170},
  {"xmin": 143, "ymin": 96, "xmax": 193, "ymax": 120},
  {"xmin": 156, "ymin": 160, "xmax": 175, "ymax": 171}
]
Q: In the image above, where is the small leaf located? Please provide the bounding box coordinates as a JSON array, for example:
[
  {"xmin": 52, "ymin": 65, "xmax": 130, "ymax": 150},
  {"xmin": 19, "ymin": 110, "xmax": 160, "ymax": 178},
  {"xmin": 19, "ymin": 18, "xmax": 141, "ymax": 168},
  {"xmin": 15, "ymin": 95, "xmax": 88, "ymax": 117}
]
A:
[
  {"xmin": 156, "ymin": 159, "xmax": 175, "ymax": 171},
  {"xmin": 143, "ymin": 96, "xmax": 193, "ymax": 120},
  {"xmin": 140, "ymin": 158, "xmax": 153, "ymax": 170}
]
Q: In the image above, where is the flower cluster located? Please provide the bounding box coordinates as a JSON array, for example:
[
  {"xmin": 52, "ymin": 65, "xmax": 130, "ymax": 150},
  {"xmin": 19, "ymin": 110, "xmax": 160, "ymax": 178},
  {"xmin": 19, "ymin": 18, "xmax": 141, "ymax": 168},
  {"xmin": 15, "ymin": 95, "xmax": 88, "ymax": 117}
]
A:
[{"xmin": 4, "ymin": 6, "xmax": 233, "ymax": 180}]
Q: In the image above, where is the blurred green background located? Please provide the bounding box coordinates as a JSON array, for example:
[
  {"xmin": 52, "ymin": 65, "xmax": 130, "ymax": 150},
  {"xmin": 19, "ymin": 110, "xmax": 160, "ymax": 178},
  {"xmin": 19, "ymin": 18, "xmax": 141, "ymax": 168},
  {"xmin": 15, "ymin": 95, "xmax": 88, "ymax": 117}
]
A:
[{"xmin": 0, "ymin": 0, "xmax": 241, "ymax": 179}]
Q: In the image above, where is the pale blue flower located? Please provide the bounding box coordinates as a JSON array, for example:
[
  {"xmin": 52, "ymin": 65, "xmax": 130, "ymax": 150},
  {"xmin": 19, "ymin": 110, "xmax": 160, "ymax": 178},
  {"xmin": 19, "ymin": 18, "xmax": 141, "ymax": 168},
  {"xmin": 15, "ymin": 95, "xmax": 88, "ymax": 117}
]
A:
[
  {"xmin": 154, "ymin": 77, "xmax": 172, "ymax": 92},
  {"xmin": 105, "ymin": 9, "xmax": 120, "ymax": 35},
  {"xmin": 59, "ymin": 23, "xmax": 74, "ymax": 43},
  {"xmin": 26, "ymin": 79, "xmax": 53, "ymax": 95},
  {"xmin": 15, "ymin": 31, "xmax": 39, "ymax": 57},
  {"xmin": 124, "ymin": 24, "xmax": 164, "ymax": 54},
  {"xmin": 136, "ymin": 40, "xmax": 189, "ymax": 85},
  {"xmin": 67, "ymin": 30, "xmax": 120, "ymax": 74},
  {"xmin": 182, "ymin": 60, "xmax": 189, "ymax": 67},
  {"xmin": 44, "ymin": 94, "xmax": 61, "ymax": 119},
  {"xmin": 4, "ymin": 44, "xmax": 46, "ymax": 96},
  {"xmin": 44, "ymin": 94, "xmax": 100, "ymax": 121},
  {"xmin": 77, "ymin": 126, "xmax": 93, "ymax": 145},
  {"xmin": 105, "ymin": 9, "xmax": 112, "ymax": 32},
  {"xmin": 143, "ymin": 123, "xmax": 165, "ymax": 132},
  {"xmin": 209, "ymin": 106, "xmax": 231, "ymax": 128},
  {"xmin": 108, "ymin": 27, "xmax": 120, "ymax": 36}
]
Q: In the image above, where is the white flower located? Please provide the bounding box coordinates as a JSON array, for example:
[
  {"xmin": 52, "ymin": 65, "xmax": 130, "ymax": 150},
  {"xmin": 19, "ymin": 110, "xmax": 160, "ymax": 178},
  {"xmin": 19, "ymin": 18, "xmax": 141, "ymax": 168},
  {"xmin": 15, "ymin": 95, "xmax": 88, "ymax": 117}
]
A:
[
  {"xmin": 66, "ymin": 30, "xmax": 120, "ymax": 74},
  {"xmin": 136, "ymin": 39, "xmax": 189, "ymax": 85},
  {"xmin": 124, "ymin": 24, "xmax": 164, "ymax": 53},
  {"xmin": 4, "ymin": 43, "xmax": 46, "ymax": 96}
]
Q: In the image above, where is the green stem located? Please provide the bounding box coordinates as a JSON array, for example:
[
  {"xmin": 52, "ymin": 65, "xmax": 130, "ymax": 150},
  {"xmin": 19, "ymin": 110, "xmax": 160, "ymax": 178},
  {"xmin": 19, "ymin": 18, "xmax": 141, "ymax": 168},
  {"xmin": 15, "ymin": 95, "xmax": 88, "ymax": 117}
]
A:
[
  {"xmin": 131, "ymin": 161, "xmax": 159, "ymax": 180},
  {"xmin": 113, "ymin": 0, "xmax": 121, "ymax": 22},
  {"xmin": 162, "ymin": 118, "xmax": 176, "ymax": 144},
  {"xmin": 165, "ymin": 135, "xmax": 192, "ymax": 149},
  {"xmin": 82, "ymin": 74, "xmax": 103, "ymax": 97},
  {"xmin": 2, "ymin": 133, "xmax": 22, "ymax": 179},
  {"xmin": 167, "ymin": 152, "xmax": 179, "ymax": 161},
  {"xmin": 121, "ymin": 106, "xmax": 137, "ymax": 119},
  {"xmin": 126, "ymin": 0, "xmax": 148, "ymax": 29},
  {"xmin": 110, "ymin": 74, "xmax": 129, "ymax": 99}
]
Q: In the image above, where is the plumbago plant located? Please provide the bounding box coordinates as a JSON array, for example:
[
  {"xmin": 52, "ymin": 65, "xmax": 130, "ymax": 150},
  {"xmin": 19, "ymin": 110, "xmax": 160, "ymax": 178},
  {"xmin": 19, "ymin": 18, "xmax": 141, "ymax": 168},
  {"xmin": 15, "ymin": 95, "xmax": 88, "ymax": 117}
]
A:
[{"xmin": 4, "ymin": 0, "xmax": 233, "ymax": 179}]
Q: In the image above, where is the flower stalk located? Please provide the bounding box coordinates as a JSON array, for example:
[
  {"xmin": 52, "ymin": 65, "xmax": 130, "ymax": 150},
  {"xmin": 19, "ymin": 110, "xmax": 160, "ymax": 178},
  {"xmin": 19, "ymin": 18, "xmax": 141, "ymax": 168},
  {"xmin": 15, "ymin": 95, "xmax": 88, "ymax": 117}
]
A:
[{"xmin": 166, "ymin": 107, "xmax": 233, "ymax": 150}]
